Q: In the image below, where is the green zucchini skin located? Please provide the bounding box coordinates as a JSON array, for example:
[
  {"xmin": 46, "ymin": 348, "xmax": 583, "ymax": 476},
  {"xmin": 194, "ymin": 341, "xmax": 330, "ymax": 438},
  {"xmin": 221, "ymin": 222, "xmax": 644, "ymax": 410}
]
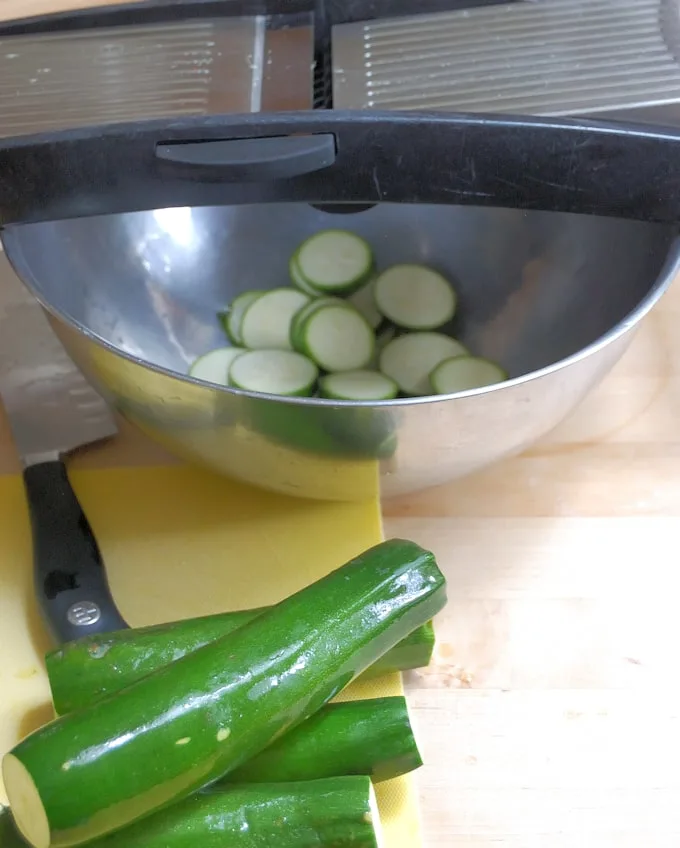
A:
[
  {"xmin": 91, "ymin": 777, "xmax": 382, "ymax": 848},
  {"xmin": 47, "ymin": 612, "xmax": 435, "ymax": 716},
  {"xmin": 4, "ymin": 539, "xmax": 445, "ymax": 847},
  {"xmin": 0, "ymin": 807, "xmax": 25, "ymax": 848},
  {"xmin": 225, "ymin": 696, "xmax": 421, "ymax": 784},
  {"xmin": 2, "ymin": 780, "xmax": 382, "ymax": 848}
]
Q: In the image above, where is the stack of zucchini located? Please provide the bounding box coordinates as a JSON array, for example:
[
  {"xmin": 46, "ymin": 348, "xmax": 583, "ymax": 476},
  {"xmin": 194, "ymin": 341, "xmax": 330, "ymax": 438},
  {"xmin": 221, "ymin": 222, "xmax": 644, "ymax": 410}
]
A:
[
  {"xmin": 1, "ymin": 539, "xmax": 446, "ymax": 848},
  {"xmin": 190, "ymin": 229, "xmax": 507, "ymax": 400}
]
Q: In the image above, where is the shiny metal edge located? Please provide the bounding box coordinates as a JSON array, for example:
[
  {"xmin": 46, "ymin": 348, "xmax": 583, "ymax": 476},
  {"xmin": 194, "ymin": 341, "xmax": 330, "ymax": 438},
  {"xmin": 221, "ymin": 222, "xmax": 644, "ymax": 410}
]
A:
[
  {"xmin": 0, "ymin": 14, "xmax": 313, "ymax": 138},
  {"xmin": 332, "ymin": 0, "xmax": 680, "ymax": 117}
]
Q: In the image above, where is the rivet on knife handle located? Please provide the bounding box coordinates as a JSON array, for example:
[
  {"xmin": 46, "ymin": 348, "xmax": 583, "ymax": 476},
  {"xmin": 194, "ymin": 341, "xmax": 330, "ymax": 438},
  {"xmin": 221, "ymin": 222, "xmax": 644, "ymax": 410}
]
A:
[{"xmin": 22, "ymin": 460, "xmax": 128, "ymax": 644}]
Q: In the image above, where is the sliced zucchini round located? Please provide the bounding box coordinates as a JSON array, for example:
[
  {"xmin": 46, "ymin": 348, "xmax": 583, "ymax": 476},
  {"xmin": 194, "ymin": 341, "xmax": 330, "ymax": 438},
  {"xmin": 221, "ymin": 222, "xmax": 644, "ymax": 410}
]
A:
[
  {"xmin": 379, "ymin": 332, "xmax": 468, "ymax": 396},
  {"xmin": 222, "ymin": 291, "xmax": 264, "ymax": 345},
  {"xmin": 240, "ymin": 288, "xmax": 310, "ymax": 351},
  {"xmin": 430, "ymin": 355, "xmax": 508, "ymax": 394},
  {"xmin": 289, "ymin": 296, "xmax": 343, "ymax": 353},
  {"xmin": 299, "ymin": 304, "xmax": 375, "ymax": 372},
  {"xmin": 319, "ymin": 370, "xmax": 399, "ymax": 401},
  {"xmin": 289, "ymin": 255, "xmax": 318, "ymax": 296},
  {"xmin": 347, "ymin": 278, "xmax": 383, "ymax": 329},
  {"xmin": 188, "ymin": 346, "xmax": 246, "ymax": 386},
  {"xmin": 229, "ymin": 349, "xmax": 318, "ymax": 396},
  {"xmin": 295, "ymin": 230, "xmax": 374, "ymax": 295},
  {"xmin": 374, "ymin": 264, "xmax": 456, "ymax": 330}
]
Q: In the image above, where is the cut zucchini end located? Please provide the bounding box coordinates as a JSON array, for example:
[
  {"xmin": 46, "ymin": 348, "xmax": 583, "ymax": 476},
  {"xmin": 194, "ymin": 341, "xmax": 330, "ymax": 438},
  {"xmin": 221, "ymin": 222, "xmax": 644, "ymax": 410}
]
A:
[
  {"xmin": 189, "ymin": 347, "xmax": 245, "ymax": 386},
  {"xmin": 374, "ymin": 264, "xmax": 457, "ymax": 331},
  {"xmin": 2, "ymin": 754, "xmax": 50, "ymax": 848},
  {"xmin": 367, "ymin": 780, "xmax": 386, "ymax": 848},
  {"xmin": 240, "ymin": 288, "xmax": 311, "ymax": 352},
  {"xmin": 296, "ymin": 230, "xmax": 374, "ymax": 295},
  {"xmin": 430, "ymin": 355, "xmax": 508, "ymax": 395},
  {"xmin": 225, "ymin": 291, "xmax": 264, "ymax": 345},
  {"xmin": 319, "ymin": 370, "xmax": 399, "ymax": 401},
  {"xmin": 289, "ymin": 254, "xmax": 318, "ymax": 296},
  {"xmin": 379, "ymin": 332, "xmax": 469, "ymax": 396},
  {"xmin": 229, "ymin": 349, "xmax": 318, "ymax": 397},
  {"xmin": 289, "ymin": 296, "xmax": 343, "ymax": 353},
  {"xmin": 302, "ymin": 305, "xmax": 375, "ymax": 373}
]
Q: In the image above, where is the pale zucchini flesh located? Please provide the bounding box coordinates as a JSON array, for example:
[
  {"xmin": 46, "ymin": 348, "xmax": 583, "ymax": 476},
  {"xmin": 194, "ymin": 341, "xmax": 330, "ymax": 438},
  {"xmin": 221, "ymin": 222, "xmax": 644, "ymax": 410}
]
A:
[
  {"xmin": 379, "ymin": 332, "xmax": 468, "ymax": 396},
  {"xmin": 296, "ymin": 230, "xmax": 374, "ymax": 295},
  {"xmin": 289, "ymin": 255, "xmax": 318, "ymax": 296},
  {"xmin": 430, "ymin": 355, "xmax": 508, "ymax": 394},
  {"xmin": 347, "ymin": 278, "xmax": 383, "ymax": 329},
  {"xmin": 189, "ymin": 347, "xmax": 245, "ymax": 386},
  {"xmin": 300, "ymin": 305, "xmax": 375, "ymax": 372},
  {"xmin": 290, "ymin": 297, "xmax": 343, "ymax": 353},
  {"xmin": 229, "ymin": 349, "xmax": 318, "ymax": 396},
  {"xmin": 319, "ymin": 370, "xmax": 399, "ymax": 401},
  {"xmin": 240, "ymin": 288, "xmax": 310, "ymax": 351},
  {"xmin": 374, "ymin": 264, "xmax": 456, "ymax": 330},
  {"xmin": 223, "ymin": 291, "xmax": 263, "ymax": 345}
]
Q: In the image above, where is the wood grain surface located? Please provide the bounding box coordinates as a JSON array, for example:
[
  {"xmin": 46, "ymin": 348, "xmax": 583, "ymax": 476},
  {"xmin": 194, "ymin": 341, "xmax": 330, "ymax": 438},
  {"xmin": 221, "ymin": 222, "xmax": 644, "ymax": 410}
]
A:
[{"xmin": 1, "ymin": 1, "xmax": 679, "ymax": 844}]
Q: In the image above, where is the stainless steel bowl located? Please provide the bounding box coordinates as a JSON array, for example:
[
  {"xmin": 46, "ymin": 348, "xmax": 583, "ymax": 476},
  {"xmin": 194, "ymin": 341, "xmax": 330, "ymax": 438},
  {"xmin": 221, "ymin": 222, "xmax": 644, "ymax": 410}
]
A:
[{"xmin": 3, "ymin": 202, "xmax": 679, "ymax": 500}]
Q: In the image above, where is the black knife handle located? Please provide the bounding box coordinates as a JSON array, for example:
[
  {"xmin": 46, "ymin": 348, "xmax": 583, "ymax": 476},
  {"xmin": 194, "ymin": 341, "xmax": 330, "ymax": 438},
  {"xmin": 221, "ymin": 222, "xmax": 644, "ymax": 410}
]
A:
[{"xmin": 23, "ymin": 460, "xmax": 128, "ymax": 644}]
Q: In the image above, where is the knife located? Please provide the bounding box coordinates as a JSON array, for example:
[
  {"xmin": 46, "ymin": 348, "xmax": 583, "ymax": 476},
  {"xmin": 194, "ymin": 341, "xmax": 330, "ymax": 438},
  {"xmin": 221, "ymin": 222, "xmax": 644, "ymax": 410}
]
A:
[{"xmin": 0, "ymin": 248, "xmax": 129, "ymax": 643}]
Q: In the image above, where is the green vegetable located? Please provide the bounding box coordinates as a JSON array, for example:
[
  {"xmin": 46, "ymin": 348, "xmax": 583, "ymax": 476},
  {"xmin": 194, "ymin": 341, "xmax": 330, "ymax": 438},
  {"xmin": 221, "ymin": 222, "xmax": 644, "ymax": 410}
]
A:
[
  {"xmin": 289, "ymin": 296, "xmax": 341, "ymax": 353},
  {"xmin": 297, "ymin": 303, "xmax": 375, "ymax": 373},
  {"xmin": 225, "ymin": 696, "xmax": 421, "ymax": 784},
  {"xmin": 249, "ymin": 398, "xmax": 397, "ymax": 461},
  {"xmin": 429, "ymin": 354, "xmax": 508, "ymax": 394},
  {"xmin": 319, "ymin": 370, "xmax": 399, "ymax": 401},
  {"xmin": 373, "ymin": 264, "xmax": 457, "ymax": 330},
  {"xmin": 239, "ymin": 288, "xmax": 310, "ymax": 351},
  {"xmin": 188, "ymin": 346, "xmax": 245, "ymax": 387},
  {"xmin": 229, "ymin": 349, "xmax": 318, "ymax": 397},
  {"xmin": 219, "ymin": 291, "xmax": 264, "ymax": 345},
  {"xmin": 3, "ymin": 779, "xmax": 385, "ymax": 848},
  {"xmin": 47, "ymin": 611, "xmax": 435, "ymax": 716},
  {"xmin": 294, "ymin": 230, "xmax": 374, "ymax": 295},
  {"xmin": 94, "ymin": 777, "xmax": 384, "ymax": 847},
  {"xmin": 0, "ymin": 807, "xmax": 25, "ymax": 848},
  {"xmin": 3, "ymin": 539, "xmax": 445, "ymax": 848}
]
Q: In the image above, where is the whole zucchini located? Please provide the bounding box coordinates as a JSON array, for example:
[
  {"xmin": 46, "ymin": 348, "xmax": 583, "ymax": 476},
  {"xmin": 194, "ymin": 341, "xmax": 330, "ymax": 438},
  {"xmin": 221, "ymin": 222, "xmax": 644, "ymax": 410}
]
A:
[
  {"xmin": 2, "ymin": 779, "xmax": 384, "ymax": 848},
  {"xmin": 93, "ymin": 776, "xmax": 384, "ymax": 847},
  {"xmin": 225, "ymin": 696, "xmax": 421, "ymax": 784},
  {"xmin": 46, "ymin": 613, "xmax": 435, "ymax": 715},
  {"xmin": 3, "ymin": 538, "xmax": 445, "ymax": 848}
]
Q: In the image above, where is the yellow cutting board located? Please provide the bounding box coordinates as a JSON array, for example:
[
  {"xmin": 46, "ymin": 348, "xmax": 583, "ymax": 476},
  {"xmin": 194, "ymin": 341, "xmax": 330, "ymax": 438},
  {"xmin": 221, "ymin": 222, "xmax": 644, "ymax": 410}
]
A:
[{"xmin": 0, "ymin": 464, "xmax": 422, "ymax": 846}]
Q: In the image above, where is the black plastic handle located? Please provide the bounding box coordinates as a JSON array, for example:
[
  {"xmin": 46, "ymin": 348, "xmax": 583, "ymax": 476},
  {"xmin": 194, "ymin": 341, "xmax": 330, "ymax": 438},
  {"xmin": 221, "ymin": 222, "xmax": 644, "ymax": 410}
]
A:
[
  {"xmin": 4, "ymin": 111, "xmax": 680, "ymax": 226},
  {"xmin": 155, "ymin": 134, "xmax": 337, "ymax": 182},
  {"xmin": 23, "ymin": 461, "xmax": 129, "ymax": 644}
]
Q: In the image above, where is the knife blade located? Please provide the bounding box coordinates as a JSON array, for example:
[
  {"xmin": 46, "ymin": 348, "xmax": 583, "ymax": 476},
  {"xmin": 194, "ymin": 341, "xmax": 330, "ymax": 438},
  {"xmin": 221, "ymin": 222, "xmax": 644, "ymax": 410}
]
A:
[{"xmin": 0, "ymin": 247, "xmax": 128, "ymax": 643}]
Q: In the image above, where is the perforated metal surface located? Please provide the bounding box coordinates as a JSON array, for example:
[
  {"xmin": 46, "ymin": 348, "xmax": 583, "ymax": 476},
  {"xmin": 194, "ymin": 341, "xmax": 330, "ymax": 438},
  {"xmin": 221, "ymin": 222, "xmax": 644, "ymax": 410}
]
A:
[
  {"xmin": 0, "ymin": 14, "xmax": 313, "ymax": 139},
  {"xmin": 332, "ymin": 0, "xmax": 680, "ymax": 117}
]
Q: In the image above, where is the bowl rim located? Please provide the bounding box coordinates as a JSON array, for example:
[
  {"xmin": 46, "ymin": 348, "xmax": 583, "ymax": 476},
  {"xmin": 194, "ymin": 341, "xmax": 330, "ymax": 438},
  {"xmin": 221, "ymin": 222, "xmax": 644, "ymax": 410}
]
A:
[{"xmin": 6, "ymin": 231, "xmax": 680, "ymax": 408}]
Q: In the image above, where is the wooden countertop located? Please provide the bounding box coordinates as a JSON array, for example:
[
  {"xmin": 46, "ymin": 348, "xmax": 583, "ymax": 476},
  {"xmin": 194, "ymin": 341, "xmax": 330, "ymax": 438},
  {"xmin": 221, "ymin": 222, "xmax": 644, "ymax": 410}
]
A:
[{"xmin": 2, "ymin": 1, "xmax": 680, "ymax": 844}]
